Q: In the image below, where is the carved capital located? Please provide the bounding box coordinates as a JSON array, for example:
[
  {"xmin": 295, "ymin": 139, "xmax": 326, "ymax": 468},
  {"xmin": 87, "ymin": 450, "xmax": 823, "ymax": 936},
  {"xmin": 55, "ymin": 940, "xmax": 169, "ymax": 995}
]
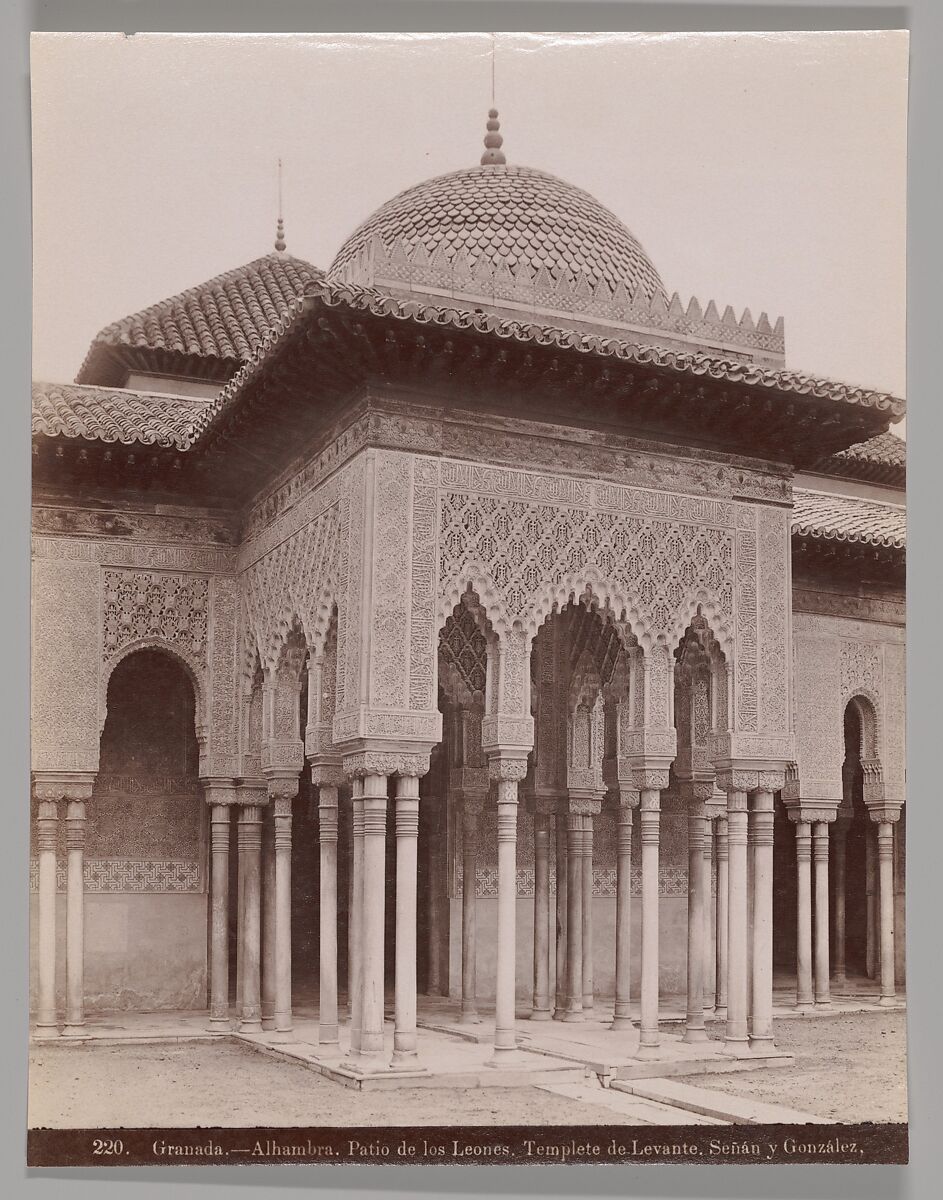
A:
[
  {"xmin": 266, "ymin": 775, "xmax": 301, "ymax": 803},
  {"xmin": 343, "ymin": 750, "xmax": 431, "ymax": 779},
  {"xmin": 783, "ymin": 797, "xmax": 840, "ymax": 825},
  {"xmin": 309, "ymin": 763, "xmax": 346, "ymax": 790},
  {"xmin": 565, "ymin": 789, "xmax": 604, "ymax": 815},
  {"xmin": 866, "ymin": 800, "xmax": 903, "ymax": 825},
  {"xmin": 480, "ymin": 714, "xmax": 534, "ymax": 759},
  {"xmin": 32, "ymin": 770, "xmax": 96, "ymax": 804},
  {"xmin": 487, "ymin": 755, "xmax": 529, "ymax": 784},
  {"xmin": 631, "ymin": 767, "xmax": 670, "ymax": 790},
  {"xmin": 201, "ymin": 777, "xmax": 239, "ymax": 807},
  {"xmin": 617, "ymin": 787, "xmax": 641, "ymax": 810}
]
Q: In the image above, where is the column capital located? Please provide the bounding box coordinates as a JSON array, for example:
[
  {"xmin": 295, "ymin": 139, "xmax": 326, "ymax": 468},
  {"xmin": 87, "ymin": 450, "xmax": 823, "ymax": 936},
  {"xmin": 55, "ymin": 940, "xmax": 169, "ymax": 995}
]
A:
[
  {"xmin": 715, "ymin": 762, "xmax": 787, "ymax": 794},
  {"xmin": 631, "ymin": 765, "xmax": 671, "ymax": 790},
  {"xmin": 266, "ymin": 775, "xmax": 301, "ymax": 804},
  {"xmin": 866, "ymin": 800, "xmax": 903, "ymax": 825},
  {"xmin": 564, "ymin": 789, "xmax": 604, "ymax": 815},
  {"xmin": 32, "ymin": 770, "xmax": 96, "ymax": 804},
  {"xmin": 201, "ymin": 777, "xmax": 239, "ymax": 806},
  {"xmin": 783, "ymin": 798, "xmax": 840, "ymax": 825},
  {"xmin": 236, "ymin": 780, "xmax": 269, "ymax": 808},
  {"xmin": 310, "ymin": 763, "xmax": 346, "ymax": 790},
  {"xmin": 343, "ymin": 749, "xmax": 431, "ymax": 779},
  {"xmin": 487, "ymin": 755, "xmax": 529, "ymax": 784}
]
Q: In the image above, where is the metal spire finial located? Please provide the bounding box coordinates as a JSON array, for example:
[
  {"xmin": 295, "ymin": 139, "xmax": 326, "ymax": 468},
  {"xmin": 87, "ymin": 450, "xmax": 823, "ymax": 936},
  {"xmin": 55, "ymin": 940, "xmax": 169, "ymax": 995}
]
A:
[
  {"xmin": 274, "ymin": 158, "xmax": 286, "ymax": 252},
  {"xmin": 480, "ymin": 108, "xmax": 506, "ymax": 166}
]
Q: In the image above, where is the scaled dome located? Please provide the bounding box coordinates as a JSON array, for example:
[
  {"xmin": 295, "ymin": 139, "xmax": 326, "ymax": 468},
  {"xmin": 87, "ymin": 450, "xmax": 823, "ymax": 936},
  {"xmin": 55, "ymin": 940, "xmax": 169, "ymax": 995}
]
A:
[{"xmin": 328, "ymin": 163, "xmax": 667, "ymax": 302}]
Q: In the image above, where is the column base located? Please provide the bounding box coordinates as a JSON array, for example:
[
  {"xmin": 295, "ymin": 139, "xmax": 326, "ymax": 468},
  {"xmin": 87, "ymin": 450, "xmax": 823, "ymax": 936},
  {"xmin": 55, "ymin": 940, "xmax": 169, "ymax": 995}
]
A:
[
  {"xmin": 721, "ymin": 1036, "xmax": 751, "ymax": 1057},
  {"xmin": 61, "ymin": 1023, "xmax": 86, "ymax": 1038},
  {"xmin": 486, "ymin": 1046, "xmax": 525, "ymax": 1068},
  {"xmin": 390, "ymin": 1050, "xmax": 423, "ymax": 1071},
  {"xmin": 682, "ymin": 1027, "xmax": 710, "ymax": 1044},
  {"xmin": 814, "ymin": 998, "xmax": 832, "ymax": 1009},
  {"xmin": 636, "ymin": 1039, "xmax": 661, "ymax": 1061},
  {"xmin": 239, "ymin": 1018, "xmax": 263, "ymax": 1034},
  {"xmin": 582, "ymin": 999, "xmax": 594, "ymax": 1012},
  {"xmin": 610, "ymin": 1016, "xmax": 634, "ymax": 1032},
  {"xmin": 208, "ymin": 1015, "xmax": 232, "ymax": 1032},
  {"xmin": 713, "ymin": 1005, "xmax": 727, "ymax": 1022},
  {"xmin": 794, "ymin": 1001, "xmax": 815, "ymax": 1013},
  {"xmin": 559, "ymin": 1009, "xmax": 584, "ymax": 1023},
  {"xmin": 529, "ymin": 1007, "xmax": 553, "ymax": 1022},
  {"xmin": 749, "ymin": 1035, "xmax": 777, "ymax": 1054},
  {"xmin": 459, "ymin": 1010, "xmax": 481, "ymax": 1025},
  {"xmin": 879, "ymin": 994, "xmax": 898, "ymax": 1007},
  {"xmin": 33, "ymin": 1022, "xmax": 59, "ymax": 1040},
  {"xmin": 318, "ymin": 1024, "xmax": 339, "ymax": 1044},
  {"xmin": 274, "ymin": 1014, "xmax": 293, "ymax": 1034},
  {"xmin": 261, "ymin": 1017, "xmax": 276, "ymax": 1031}
]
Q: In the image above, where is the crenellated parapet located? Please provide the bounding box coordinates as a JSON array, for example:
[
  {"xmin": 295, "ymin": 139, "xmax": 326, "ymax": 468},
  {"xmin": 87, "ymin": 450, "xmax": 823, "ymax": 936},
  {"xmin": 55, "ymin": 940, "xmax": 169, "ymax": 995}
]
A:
[{"xmin": 336, "ymin": 234, "xmax": 785, "ymax": 367}]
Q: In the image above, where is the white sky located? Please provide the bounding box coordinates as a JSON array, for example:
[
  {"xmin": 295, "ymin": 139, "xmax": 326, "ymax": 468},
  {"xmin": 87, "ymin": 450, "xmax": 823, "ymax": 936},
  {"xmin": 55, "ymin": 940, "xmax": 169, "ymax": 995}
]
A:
[{"xmin": 31, "ymin": 31, "xmax": 908, "ymax": 426}]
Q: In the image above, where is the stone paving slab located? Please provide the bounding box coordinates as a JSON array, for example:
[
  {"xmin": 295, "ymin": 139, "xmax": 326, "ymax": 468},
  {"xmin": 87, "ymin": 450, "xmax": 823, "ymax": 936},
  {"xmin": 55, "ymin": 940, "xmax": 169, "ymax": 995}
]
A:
[
  {"xmin": 537, "ymin": 1082, "xmax": 728, "ymax": 1126},
  {"xmin": 611, "ymin": 1077, "xmax": 827, "ymax": 1125}
]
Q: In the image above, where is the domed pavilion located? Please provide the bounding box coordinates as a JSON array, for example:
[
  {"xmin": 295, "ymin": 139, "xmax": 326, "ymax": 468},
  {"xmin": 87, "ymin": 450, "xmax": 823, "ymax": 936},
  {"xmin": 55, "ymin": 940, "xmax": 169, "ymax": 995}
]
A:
[{"xmin": 30, "ymin": 113, "xmax": 905, "ymax": 1084}]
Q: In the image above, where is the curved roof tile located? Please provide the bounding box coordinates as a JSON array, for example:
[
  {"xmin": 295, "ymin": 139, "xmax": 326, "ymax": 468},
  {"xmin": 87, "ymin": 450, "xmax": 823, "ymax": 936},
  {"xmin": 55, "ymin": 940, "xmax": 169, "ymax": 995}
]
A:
[{"xmin": 792, "ymin": 488, "xmax": 906, "ymax": 550}]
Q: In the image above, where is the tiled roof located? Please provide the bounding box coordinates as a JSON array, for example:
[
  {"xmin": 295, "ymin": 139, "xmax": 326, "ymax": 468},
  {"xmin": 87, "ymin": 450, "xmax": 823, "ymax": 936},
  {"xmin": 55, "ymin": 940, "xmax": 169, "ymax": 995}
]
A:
[
  {"xmin": 836, "ymin": 430, "xmax": 906, "ymax": 468},
  {"xmin": 76, "ymin": 253, "xmax": 323, "ymax": 382},
  {"xmin": 792, "ymin": 488, "xmax": 906, "ymax": 550},
  {"xmin": 203, "ymin": 279, "xmax": 907, "ymax": 443},
  {"xmin": 329, "ymin": 164, "xmax": 667, "ymax": 301},
  {"xmin": 32, "ymin": 382, "xmax": 207, "ymax": 450}
]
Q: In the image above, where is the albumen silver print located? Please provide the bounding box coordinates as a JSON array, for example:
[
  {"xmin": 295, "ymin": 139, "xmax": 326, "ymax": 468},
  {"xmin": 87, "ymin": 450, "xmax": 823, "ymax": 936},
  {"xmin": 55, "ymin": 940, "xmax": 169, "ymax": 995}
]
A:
[{"xmin": 28, "ymin": 29, "xmax": 908, "ymax": 1166}]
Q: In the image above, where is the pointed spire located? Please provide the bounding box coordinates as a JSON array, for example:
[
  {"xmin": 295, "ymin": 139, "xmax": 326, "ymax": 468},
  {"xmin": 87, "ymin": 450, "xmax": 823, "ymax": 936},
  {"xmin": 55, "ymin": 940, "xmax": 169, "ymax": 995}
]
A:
[
  {"xmin": 480, "ymin": 108, "xmax": 506, "ymax": 165},
  {"xmin": 274, "ymin": 158, "xmax": 287, "ymax": 252}
]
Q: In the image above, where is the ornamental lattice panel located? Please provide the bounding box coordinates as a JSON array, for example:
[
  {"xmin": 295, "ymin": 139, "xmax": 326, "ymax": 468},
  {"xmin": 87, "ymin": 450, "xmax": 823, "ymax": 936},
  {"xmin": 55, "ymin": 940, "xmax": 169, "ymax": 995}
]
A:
[
  {"xmin": 102, "ymin": 570, "xmax": 209, "ymax": 663},
  {"xmin": 438, "ymin": 488, "xmax": 734, "ymax": 644}
]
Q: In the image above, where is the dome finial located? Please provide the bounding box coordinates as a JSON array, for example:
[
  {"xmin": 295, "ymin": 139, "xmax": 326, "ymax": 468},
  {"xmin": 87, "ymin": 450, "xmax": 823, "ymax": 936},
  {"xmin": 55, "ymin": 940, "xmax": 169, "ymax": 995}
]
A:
[
  {"xmin": 274, "ymin": 157, "xmax": 287, "ymax": 252},
  {"xmin": 480, "ymin": 108, "xmax": 506, "ymax": 166}
]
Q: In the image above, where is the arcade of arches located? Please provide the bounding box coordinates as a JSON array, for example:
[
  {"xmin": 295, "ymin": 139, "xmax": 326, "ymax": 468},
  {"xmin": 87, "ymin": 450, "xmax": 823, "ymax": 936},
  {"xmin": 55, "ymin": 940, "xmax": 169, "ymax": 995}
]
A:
[{"xmin": 30, "ymin": 440, "xmax": 905, "ymax": 1069}]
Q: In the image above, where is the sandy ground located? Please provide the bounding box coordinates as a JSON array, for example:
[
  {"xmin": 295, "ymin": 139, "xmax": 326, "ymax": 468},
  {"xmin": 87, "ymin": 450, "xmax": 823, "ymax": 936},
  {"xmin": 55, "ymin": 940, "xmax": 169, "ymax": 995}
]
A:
[
  {"xmin": 28, "ymin": 1011, "xmax": 907, "ymax": 1129},
  {"xmin": 696, "ymin": 1010, "xmax": 908, "ymax": 1123},
  {"xmin": 28, "ymin": 1041, "xmax": 632, "ymax": 1129}
]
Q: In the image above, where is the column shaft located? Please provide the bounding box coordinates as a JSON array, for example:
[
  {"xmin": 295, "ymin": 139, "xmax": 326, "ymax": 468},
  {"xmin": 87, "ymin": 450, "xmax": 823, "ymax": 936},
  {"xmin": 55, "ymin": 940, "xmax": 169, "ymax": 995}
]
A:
[
  {"xmin": 36, "ymin": 800, "xmax": 59, "ymax": 1037},
  {"xmin": 235, "ymin": 837, "xmax": 245, "ymax": 1011},
  {"xmin": 563, "ymin": 812, "xmax": 583, "ymax": 1020},
  {"xmin": 359, "ymin": 774, "xmax": 387, "ymax": 1058},
  {"xmin": 273, "ymin": 795, "xmax": 294, "ymax": 1033},
  {"xmin": 612, "ymin": 805, "xmax": 633, "ymax": 1030},
  {"xmin": 492, "ymin": 779, "xmax": 520, "ymax": 1060},
  {"xmin": 865, "ymin": 829, "xmax": 878, "ymax": 978},
  {"xmin": 581, "ymin": 814, "xmax": 594, "ymax": 1012},
  {"xmin": 64, "ymin": 800, "xmax": 87, "ymax": 1032},
  {"xmin": 261, "ymin": 808, "xmax": 277, "ymax": 1029},
  {"xmin": 832, "ymin": 828, "xmax": 848, "ymax": 987},
  {"xmin": 554, "ymin": 809, "xmax": 568, "ymax": 1017},
  {"xmin": 877, "ymin": 823, "xmax": 897, "ymax": 1004},
  {"xmin": 813, "ymin": 821, "xmax": 831, "ymax": 1006},
  {"xmin": 703, "ymin": 822, "xmax": 714, "ymax": 1015},
  {"xmin": 318, "ymin": 787, "xmax": 339, "ymax": 1047},
  {"xmin": 531, "ymin": 813, "xmax": 552, "ymax": 1019},
  {"xmin": 750, "ymin": 791, "xmax": 775, "ymax": 1049},
  {"xmin": 794, "ymin": 822, "xmax": 814, "ymax": 1009},
  {"xmin": 348, "ymin": 782, "xmax": 364, "ymax": 1055},
  {"xmin": 239, "ymin": 805, "xmax": 263, "ymax": 1032},
  {"xmin": 208, "ymin": 804, "xmax": 232, "ymax": 1030},
  {"xmin": 723, "ymin": 791, "xmax": 749, "ymax": 1052},
  {"xmin": 683, "ymin": 807, "xmax": 708, "ymax": 1043},
  {"xmin": 715, "ymin": 817, "xmax": 728, "ymax": 1018},
  {"xmin": 393, "ymin": 776, "xmax": 420, "ymax": 1064},
  {"xmin": 638, "ymin": 790, "xmax": 661, "ymax": 1056},
  {"xmin": 460, "ymin": 806, "xmax": 479, "ymax": 1022}
]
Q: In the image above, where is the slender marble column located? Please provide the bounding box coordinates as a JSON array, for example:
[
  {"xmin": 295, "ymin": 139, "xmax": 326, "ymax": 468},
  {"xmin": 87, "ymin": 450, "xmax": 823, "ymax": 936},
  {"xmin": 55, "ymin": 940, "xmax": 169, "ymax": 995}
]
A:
[
  {"xmin": 581, "ymin": 813, "xmax": 595, "ymax": 1013},
  {"xmin": 208, "ymin": 803, "xmax": 232, "ymax": 1031},
  {"xmin": 392, "ymin": 775, "xmax": 420, "ymax": 1064},
  {"xmin": 794, "ymin": 820, "xmax": 814, "ymax": 1010},
  {"xmin": 360, "ymin": 773, "xmax": 388, "ymax": 1058},
  {"xmin": 714, "ymin": 816, "xmax": 728, "ymax": 1020},
  {"xmin": 531, "ymin": 812, "xmax": 553, "ymax": 1020},
  {"xmin": 832, "ymin": 823, "xmax": 848, "ymax": 988},
  {"xmin": 723, "ymin": 790, "xmax": 749, "ymax": 1054},
  {"xmin": 261, "ymin": 807, "xmax": 277, "ymax": 1030},
  {"xmin": 865, "ymin": 830, "xmax": 878, "ymax": 979},
  {"xmin": 638, "ymin": 789, "xmax": 661, "ymax": 1057},
  {"xmin": 35, "ymin": 799, "xmax": 59, "ymax": 1038},
  {"xmin": 64, "ymin": 800, "xmax": 87, "ymax": 1033},
  {"xmin": 683, "ymin": 804, "xmax": 708, "ymax": 1043},
  {"xmin": 554, "ymin": 808, "xmax": 568, "ymax": 1017},
  {"xmin": 490, "ymin": 770, "xmax": 522, "ymax": 1063},
  {"xmin": 238, "ymin": 805, "xmax": 264, "ymax": 1033},
  {"xmin": 425, "ymin": 799, "xmax": 445, "ymax": 997},
  {"xmin": 563, "ymin": 811, "xmax": 584, "ymax": 1021},
  {"xmin": 750, "ymin": 790, "xmax": 775, "ymax": 1050},
  {"xmin": 876, "ymin": 821, "xmax": 897, "ymax": 1005},
  {"xmin": 702, "ymin": 819, "xmax": 714, "ymax": 1016},
  {"xmin": 813, "ymin": 821, "xmax": 831, "ymax": 1006},
  {"xmin": 318, "ymin": 786, "xmax": 339, "ymax": 1048},
  {"xmin": 273, "ymin": 794, "xmax": 294, "ymax": 1033},
  {"xmin": 460, "ymin": 802, "xmax": 481, "ymax": 1023},
  {"xmin": 347, "ymin": 780, "xmax": 364, "ymax": 1056},
  {"xmin": 235, "ymin": 835, "xmax": 245, "ymax": 1012},
  {"xmin": 612, "ymin": 804, "xmax": 634, "ymax": 1030}
]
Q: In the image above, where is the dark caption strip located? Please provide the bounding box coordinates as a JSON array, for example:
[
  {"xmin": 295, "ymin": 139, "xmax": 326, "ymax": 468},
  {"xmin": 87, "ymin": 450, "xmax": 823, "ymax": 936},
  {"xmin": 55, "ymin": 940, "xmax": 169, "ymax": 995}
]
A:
[{"xmin": 28, "ymin": 1122, "xmax": 908, "ymax": 1167}]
